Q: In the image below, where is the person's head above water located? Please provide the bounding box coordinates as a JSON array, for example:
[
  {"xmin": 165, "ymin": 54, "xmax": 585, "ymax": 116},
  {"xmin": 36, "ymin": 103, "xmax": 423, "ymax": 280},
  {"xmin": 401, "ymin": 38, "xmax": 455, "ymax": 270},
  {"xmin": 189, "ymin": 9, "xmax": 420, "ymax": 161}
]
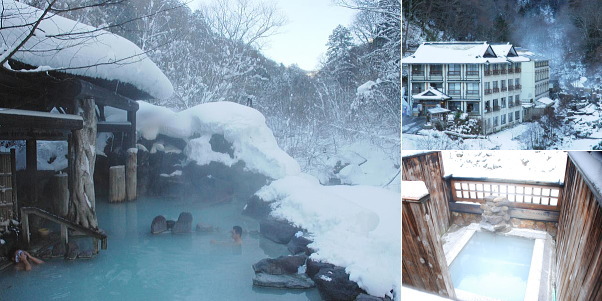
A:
[{"xmin": 232, "ymin": 226, "xmax": 242, "ymax": 236}]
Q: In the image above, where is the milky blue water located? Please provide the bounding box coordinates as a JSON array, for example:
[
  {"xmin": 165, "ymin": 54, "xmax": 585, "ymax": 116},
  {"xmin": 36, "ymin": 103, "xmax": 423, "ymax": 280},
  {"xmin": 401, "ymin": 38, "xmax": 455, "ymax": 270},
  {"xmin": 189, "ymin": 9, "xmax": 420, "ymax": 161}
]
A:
[
  {"xmin": 449, "ymin": 231, "xmax": 534, "ymax": 301},
  {"xmin": 0, "ymin": 197, "xmax": 321, "ymax": 300}
]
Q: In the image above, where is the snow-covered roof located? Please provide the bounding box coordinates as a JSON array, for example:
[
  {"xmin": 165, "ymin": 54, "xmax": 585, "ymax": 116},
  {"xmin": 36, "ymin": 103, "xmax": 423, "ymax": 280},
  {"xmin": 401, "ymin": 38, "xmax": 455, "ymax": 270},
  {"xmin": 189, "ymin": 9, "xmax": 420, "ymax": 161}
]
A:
[
  {"xmin": 403, "ymin": 41, "xmax": 529, "ymax": 64},
  {"xmin": 536, "ymin": 97, "xmax": 554, "ymax": 106},
  {"xmin": 412, "ymin": 87, "xmax": 451, "ymax": 100},
  {"xmin": 0, "ymin": 0, "xmax": 173, "ymax": 99},
  {"xmin": 568, "ymin": 152, "xmax": 602, "ymax": 206},
  {"xmin": 515, "ymin": 48, "xmax": 549, "ymax": 61},
  {"xmin": 427, "ymin": 107, "xmax": 451, "ymax": 115},
  {"xmin": 402, "ymin": 181, "xmax": 429, "ymax": 200}
]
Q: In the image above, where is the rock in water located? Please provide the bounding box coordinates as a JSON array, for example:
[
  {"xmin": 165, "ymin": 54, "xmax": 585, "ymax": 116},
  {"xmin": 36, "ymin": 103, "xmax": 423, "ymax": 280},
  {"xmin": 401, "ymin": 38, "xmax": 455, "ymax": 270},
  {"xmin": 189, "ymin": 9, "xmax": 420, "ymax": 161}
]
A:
[
  {"xmin": 253, "ymin": 255, "xmax": 307, "ymax": 275},
  {"xmin": 172, "ymin": 212, "xmax": 192, "ymax": 233},
  {"xmin": 260, "ymin": 217, "xmax": 300, "ymax": 244},
  {"xmin": 287, "ymin": 235, "xmax": 313, "ymax": 255},
  {"xmin": 315, "ymin": 267, "xmax": 364, "ymax": 301},
  {"xmin": 151, "ymin": 215, "xmax": 167, "ymax": 234},
  {"xmin": 253, "ymin": 273, "xmax": 315, "ymax": 289}
]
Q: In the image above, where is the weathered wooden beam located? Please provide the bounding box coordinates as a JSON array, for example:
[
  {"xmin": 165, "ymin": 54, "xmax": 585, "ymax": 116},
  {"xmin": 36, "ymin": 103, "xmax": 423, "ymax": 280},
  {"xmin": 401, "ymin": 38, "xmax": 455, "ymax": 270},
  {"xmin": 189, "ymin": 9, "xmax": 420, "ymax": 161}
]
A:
[
  {"xmin": 21, "ymin": 207, "xmax": 107, "ymax": 241},
  {"xmin": 449, "ymin": 202, "xmax": 560, "ymax": 222},
  {"xmin": 0, "ymin": 130, "xmax": 69, "ymax": 141},
  {"xmin": 448, "ymin": 176, "xmax": 564, "ymax": 188},
  {"xmin": 10, "ymin": 149, "xmax": 18, "ymax": 220},
  {"xmin": 97, "ymin": 121, "xmax": 132, "ymax": 133},
  {"xmin": 0, "ymin": 109, "xmax": 83, "ymax": 130},
  {"xmin": 76, "ymin": 80, "xmax": 139, "ymax": 111}
]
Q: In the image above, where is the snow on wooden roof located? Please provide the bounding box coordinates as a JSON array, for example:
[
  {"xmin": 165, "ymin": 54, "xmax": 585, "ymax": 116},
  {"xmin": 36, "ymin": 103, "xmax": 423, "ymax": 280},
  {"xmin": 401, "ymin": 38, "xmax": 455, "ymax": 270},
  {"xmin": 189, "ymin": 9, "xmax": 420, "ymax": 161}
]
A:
[
  {"xmin": 427, "ymin": 107, "xmax": 451, "ymax": 115},
  {"xmin": 0, "ymin": 0, "xmax": 173, "ymax": 99},
  {"xmin": 536, "ymin": 97, "xmax": 554, "ymax": 106},
  {"xmin": 403, "ymin": 41, "xmax": 529, "ymax": 64},
  {"xmin": 412, "ymin": 87, "xmax": 451, "ymax": 100},
  {"xmin": 568, "ymin": 152, "xmax": 602, "ymax": 207},
  {"xmin": 402, "ymin": 181, "xmax": 429, "ymax": 200}
]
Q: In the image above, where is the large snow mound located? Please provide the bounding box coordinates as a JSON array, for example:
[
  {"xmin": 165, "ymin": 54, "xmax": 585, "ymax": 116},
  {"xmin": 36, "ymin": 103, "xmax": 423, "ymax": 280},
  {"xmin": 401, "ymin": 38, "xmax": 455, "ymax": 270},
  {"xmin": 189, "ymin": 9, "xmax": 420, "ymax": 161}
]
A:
[
  {"xmin": 0, "ymin": 0, "xmax": 173, "ymax": 99},
  {"xmin": 137, "ymin": 101, "xmax": 301, "ymax": 179},
  {"xmin": 256, "ymin": 174, "xmax": 400, "ymax": 299}
]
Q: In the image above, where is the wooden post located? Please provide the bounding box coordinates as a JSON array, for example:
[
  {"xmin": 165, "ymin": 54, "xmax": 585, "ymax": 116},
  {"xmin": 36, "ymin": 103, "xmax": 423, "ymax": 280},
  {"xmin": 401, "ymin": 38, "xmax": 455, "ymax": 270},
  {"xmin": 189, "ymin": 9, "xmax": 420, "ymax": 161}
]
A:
[
  {"xmin": 53, "ymin": 173, "xmax": 69, "ymax": 217},
  {"xmin": 26, "ymin": 139, "xmax": 37, "ymax": 205},
  {"xmin": 109, "ymin": 165, "xmax": 126, "ymax": 203},
  {"xmin": 127, "ymin": 109, "xmax": 137, "ymax": 149},
  {"xmin": 60, "ymin": 224, "xmax": 69, "ymax": 247},
  {"xmin": 126, "ymin": 148, "xmax": 137, "ymax": 201},
  {"xmin": 10, "ymin": 149, "xmax": 18, "ymax": 220},
  {"xmin": 21, "ymin": 211, "xmax": 30, "ymax": 247}
]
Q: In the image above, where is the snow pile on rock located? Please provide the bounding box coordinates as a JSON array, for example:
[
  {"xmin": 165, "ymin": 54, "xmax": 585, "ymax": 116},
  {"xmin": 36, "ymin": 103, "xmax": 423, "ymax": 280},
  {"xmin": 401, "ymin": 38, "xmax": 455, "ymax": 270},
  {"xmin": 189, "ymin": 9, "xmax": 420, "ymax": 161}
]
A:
[
  {"xmin": 256, "ymin": 174, "xmax": 400, "ymax": 299},
  {"xmin": 136, "ymin": 101, "xmax": 300, "ymax": 179}
]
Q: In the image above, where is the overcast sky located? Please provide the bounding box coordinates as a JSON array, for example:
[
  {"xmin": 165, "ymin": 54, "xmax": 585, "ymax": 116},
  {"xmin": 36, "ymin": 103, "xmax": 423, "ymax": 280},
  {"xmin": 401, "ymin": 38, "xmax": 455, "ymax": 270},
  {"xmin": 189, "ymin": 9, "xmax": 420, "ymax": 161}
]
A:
[{"xmin": 187, "ymin": 0, "xmax": 357, "ymax": 71}]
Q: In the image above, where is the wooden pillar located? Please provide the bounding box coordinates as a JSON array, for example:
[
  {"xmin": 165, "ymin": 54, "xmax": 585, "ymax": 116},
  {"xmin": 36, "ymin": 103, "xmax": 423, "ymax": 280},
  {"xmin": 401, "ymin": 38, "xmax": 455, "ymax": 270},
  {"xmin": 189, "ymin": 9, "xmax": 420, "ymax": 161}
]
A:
[
  {"xmin": 10, "ymin": 149, "xmax": 18, "ymax": 220},
  {"xmin": 26, "ymin": 139, "xmax": 37, "ymax": 205},
  {"xmin": 109, "ymin": 165, "xmax": 126, "ymax": 203},
  {"xmin": 53, "ymin": 173, "xmax": 69, "ymax": 217},
  {"xmin": 127, "ymin": 109, "xmax": 137, "ymax": 149},
  {"xmin": 21, "ymin": 210, "xmax": 30, "ymax": 247},
  {"xmin": 126, "ymin": 148, "xmax": 137, "ymax": 201}
]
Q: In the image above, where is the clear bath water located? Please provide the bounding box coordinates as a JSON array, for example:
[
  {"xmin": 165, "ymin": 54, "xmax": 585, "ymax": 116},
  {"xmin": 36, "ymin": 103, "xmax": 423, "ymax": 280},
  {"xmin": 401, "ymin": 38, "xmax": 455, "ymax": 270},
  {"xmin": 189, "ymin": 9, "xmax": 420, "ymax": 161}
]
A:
[
  {"xmin": 0, "ymin": 197, "xmax": 321, "ymax": 300},
  {"xmin": 449, "ymin": 231, "xmax": 534, "ymax": 301}
]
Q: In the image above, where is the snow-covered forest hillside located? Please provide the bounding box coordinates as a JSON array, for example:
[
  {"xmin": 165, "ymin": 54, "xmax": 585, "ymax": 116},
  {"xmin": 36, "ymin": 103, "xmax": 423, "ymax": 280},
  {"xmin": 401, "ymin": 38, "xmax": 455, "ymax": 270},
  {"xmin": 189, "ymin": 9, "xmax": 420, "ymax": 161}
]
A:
[{"xmin": 20, "ymin": 0, "xmax": 400, "ymax": 187}]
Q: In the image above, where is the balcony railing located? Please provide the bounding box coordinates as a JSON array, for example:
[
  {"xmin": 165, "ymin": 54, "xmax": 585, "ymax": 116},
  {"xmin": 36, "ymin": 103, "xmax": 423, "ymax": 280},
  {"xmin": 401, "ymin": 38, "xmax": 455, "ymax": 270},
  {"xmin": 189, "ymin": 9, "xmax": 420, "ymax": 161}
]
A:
[
  {"xmin": 448, "ymin": 71, "xmax": 461, "ymax": 76},
  {"xmin": 493, "ymin": 88, "xmax": 500, "ymax": 93},
  {"xmin": 466, "ymin": 71, "xmax": 479, "ymax": 76},
  {"xmin": 492, "ymin": 70, "xmax": 500, "ymax": 75},
  {"xmin": 508, "ymin": 85, "xmax": 515, "ymax": 91},
  {"xmin": 484, "ymin": 70, "xmax": 492, "ymax": 76},
  {"xmin": 508, "ymin": 102, "xmax": 514, "ymax": 108},
  {"xmin": 501, "ymin": 69, "xmax": 507, "ymax": 74},
  {"xmin": 515, "ymin": 68, "xmax": 521, "ymax": 73},
  {"xmin": 466, "ymin": 90, "xmax": 479, "ymax": 96},
  {"xmin": 429, "ymin": 71, "xmax": 442, "ymax": 76},
  {"xmin": 448, "ymin": 89, "xmax": 461, "ymax": 95},
  {"xmin": 515, "ymin": 84, "xmax": 522, "ymax": 90},
  {"xmin": 501, "ymin": 87, "xmax": 507, "ymax": 92},
  {"xmin": 448, "ymin": 176, "xmax": 562, "ymax": 210},
  {"xmin": 412, "ymin": 71, "xmax": 424, "ymax": 76},
  {"xmin": 493, "ymin": 105, "xmax": 501, "ymax": 111},
  {"xmin": 508, "ymin": 69, "xmax": 514, "ymax": 74},
  {"xmin": 484, "ymin": 89, "xmax": 492, "ymax": 95}
]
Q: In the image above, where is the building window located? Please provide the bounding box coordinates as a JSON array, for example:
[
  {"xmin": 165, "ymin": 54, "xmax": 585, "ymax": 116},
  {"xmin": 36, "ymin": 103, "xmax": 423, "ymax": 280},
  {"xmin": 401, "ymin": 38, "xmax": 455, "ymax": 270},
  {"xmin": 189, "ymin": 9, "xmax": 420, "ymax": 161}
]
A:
[
  {"xmin": 412, "ymin": 83, "xmax": 424, "ymax": 94},
  {"xmin": 508, "ymin": 79, "xmax": 514, "ymax": 90},
  {"xmin": 515, "ymin": 111, "xmax": 520, "ymax": 120},
  {"xmin": 430, "ymin": 64, "xmax": 442, "ymax": 76},
  {"xmin": 466, "ymin": 64, "xmax": 479, "ymax": 76},
  {"xmin": 485, "ymin": 101, "xmax": 491, "ymax": 112},
  {"xmin": 485, "ymin": 82, "xmax": 491, "ymax": 94},
  {"xmin": 501, "ymin": 114, "xmax": 506, "ymax": 125},
  {"xmin": 515, "ymin": 78, "xmax": 521, "ymax": 89},
  {"xmin": 467, "ymin": 101, "xmax": 480, "ymax": 115},
  {"xmin": 494, "ymin": 116, "xmax": 499, "ymax": 127},
  {"xmin": 501, "ymin": 80, "xmax": 506, "ymax": 91},
  {"xmin": 515, "ymin": 94, "xmax": 520, "ymax": 104},
  {"xmin": 448, "ymin": 64, "xmax": 461, "ymax": 76},
  {"xmin": 493, "ymin": 81, "xmax": 499, "ymax": 92},
  {"xmin": 492, "ymin": 64, "xmax": 499, "ymax": 75},
  {"xmin": 509, "ymin": 112, "xmax": 513, "ymax": 122},
  {"xmin": 466, "ymin": 82, "xmax": 479, "ymax": 96},
  {"xmin": 449, "ymin": 101, "xmax": 462, "ymax": 112},
  {"xmin": 448, "ymin": 82, "xmax": 461, "ymax": 95},
  {"xmin": 508, "ymin": 96, "xmax": 514, "ymax": 107},
  {"xmin": 493, "ymin": 99, "xmax": 500, "ymax": 111},
  {"xmin": 485, "ymin": 64, "xmax": 491, "ymax": 76},
  {"xmin": 501, "ymin": 97, "xmax": 506, "ymax": 108}
]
